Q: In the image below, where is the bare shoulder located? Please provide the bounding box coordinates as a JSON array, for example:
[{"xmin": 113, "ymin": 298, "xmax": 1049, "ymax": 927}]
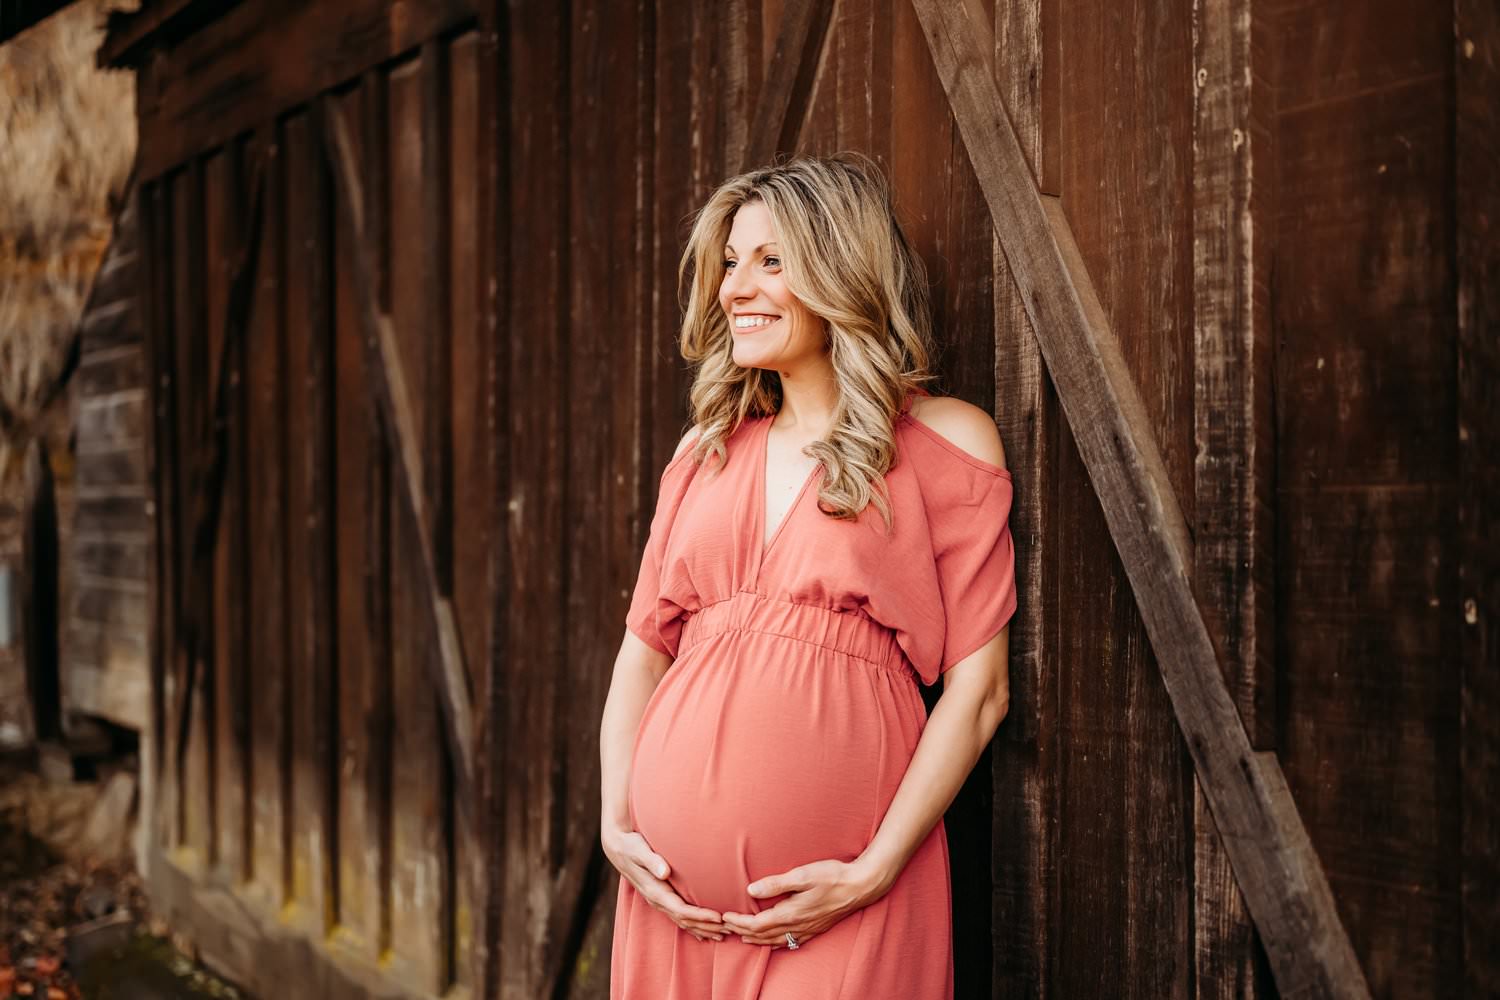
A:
[
  {"xmin": 672, "ymin": 423, "xmax": 703, "ymax": 461},
  {"xmin": 907, "ymin": 395, "xmax": 1008, "ymax": 472}
]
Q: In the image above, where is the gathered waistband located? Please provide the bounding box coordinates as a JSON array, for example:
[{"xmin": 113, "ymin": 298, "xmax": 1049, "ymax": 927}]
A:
[{"xmin": 678, "ymin": 589, "xmax": 914, "ymax": 681}]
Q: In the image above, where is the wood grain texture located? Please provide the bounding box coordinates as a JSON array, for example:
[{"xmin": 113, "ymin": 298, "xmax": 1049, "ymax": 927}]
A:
[
  {"xmin": 244, "ymin": 128, "xmax": 289, "ymax": 910},
  {"xmin": 205, "ymin": 142, "xmax": 252, "ymax": 886},
  {"xmin": 495, "ymin": 2, "xmax": 569, "ymax": 993},
  {"xmin": 987, "ymin": 0, "xmax": 1062, "ymax": 993},
  {"xmin": 170, "ymin": 164, "xmax": 207, "ymax": 860},
  {"xmin": 137, "ymin": 175, "xmax": 168, "ymax": 888},
  {"xmin": 741, "ymin": 0, "xmax": 834, "ymax": 170},
  {"xmin": 1456, "ymin": 5, "xmax": 1500, "ymax": 995},
  {"xmin": 466, "ymin": 3, "xmax": 506, "ymax": 994},
  {"xmin": 386, "ymin": 55, "xmax": 451, "ymax": 992},
  {"xmin": 1191, "ymin": 0, "xmax": 1277, "ymax": 994},
  {"xmin": 323, "ymin": 94, "xmax": 478, "ymax": 817},
  {"xmin": 146, "ymin": 853, "xmax": 439, "ymax": 1000},
  {"xmin": 283, "ymin": 109, "xmax": 338, "ymax": 936},
  {"xmin": 67, "ymin": 184, "xmax": 151, "ymax": 733},
  {"xmin": 910, "ymin": 0, "xmax": 1369, "ymax": 994},
  {"xmin": 118, "ymin": 2, "xmax": 1475, "ymax": 997},
  {"xmin": 329, "ymin": 80, "xmax": 387, "ymax": 966},
  {"xmin": 1048, "ymin": 0, "xmax": 1192, "ymax": 995},
  {"xmin": 1273, "ymin": 2, "xmax": 1460, "ymax": 994},
  {"xmin": 447, "ymin": 29, "xmax": 486, "ymax": 991},
  {"xmin": 117, "ymin": 0, "xmax": 473, "ymax": 180}
]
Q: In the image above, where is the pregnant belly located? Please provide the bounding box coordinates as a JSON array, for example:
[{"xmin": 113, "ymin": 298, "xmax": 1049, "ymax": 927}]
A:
[{"xmin": 628, "ymin": 632, "xmax": 920, "ymax": 914}]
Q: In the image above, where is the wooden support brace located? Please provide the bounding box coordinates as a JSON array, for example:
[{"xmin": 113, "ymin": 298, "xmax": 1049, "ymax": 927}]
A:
[
  {"xmin": 319, "ymin": 99, "xmax": 479, "ymax": 828},
  {"xmin": 169, "ymin": 156, "xmax": 267, "ymax": 798},
  {"xmin": 740, "ymin": 0, "xmax": 834, "ymax": 172},
  {"xmin": 908, "ymin": 1, "xmax": 1371, "ymax": 995}
]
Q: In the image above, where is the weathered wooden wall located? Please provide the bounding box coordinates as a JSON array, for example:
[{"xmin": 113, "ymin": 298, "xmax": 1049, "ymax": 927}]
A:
[
  {"xmin": 66, "ymin": 191, "xmax": 149, "ymax": 732},
  {"xmin": 1271, "ymin": 3, "xmax": 1463, "ymax": 996},
  {"xmin": 131, "ymin": 4, "xmax": 485, "ymax": 997},
  {"xmin": 1456, "ymin": 1, "xmax": 1499, "ymax": 994},
  {"xmin": 117, "ymin": 0, "xmax": 1484, "ymax": 997}
]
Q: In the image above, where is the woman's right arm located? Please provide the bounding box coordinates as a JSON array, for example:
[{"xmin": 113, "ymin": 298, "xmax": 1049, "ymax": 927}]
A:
[
  {"xmin": 598, "ymin": 630, "xmax": 669, "ymax": 842},
  {"xmin": 599, "ymin": 632, "xmax": 726, "ymax": 941},
  {"xmin": 599, "ymin": 423, "xmax": 724, "ymax": 940}
]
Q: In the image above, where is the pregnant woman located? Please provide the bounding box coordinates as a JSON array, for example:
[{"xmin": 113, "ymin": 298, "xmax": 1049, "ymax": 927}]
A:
[{"xmin": 599, "ymin": 153, "xmax": 1017, "ymax": 999}]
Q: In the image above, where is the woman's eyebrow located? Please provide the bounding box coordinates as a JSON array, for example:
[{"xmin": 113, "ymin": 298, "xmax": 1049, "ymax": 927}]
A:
[{"xmin": 723, "ymin": 242, "xmax": 779, "ymax": 254}]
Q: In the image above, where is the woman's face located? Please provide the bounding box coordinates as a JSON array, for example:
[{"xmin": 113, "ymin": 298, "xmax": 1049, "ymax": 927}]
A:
[{"xmin": 719, "ymin": 200, "xmax": 828, "ymax": 373}]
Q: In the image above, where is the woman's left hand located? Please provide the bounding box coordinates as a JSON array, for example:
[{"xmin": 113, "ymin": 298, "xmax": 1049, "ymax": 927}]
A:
[{"xmin": 721, "ymin": 858, "xmax": 890, "ymax": 949}]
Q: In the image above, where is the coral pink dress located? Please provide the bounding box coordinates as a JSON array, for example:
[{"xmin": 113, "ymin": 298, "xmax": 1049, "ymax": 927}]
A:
[{"xmin": 612, "ymin": 392, "xmax": 1017, "ymax": 1000}]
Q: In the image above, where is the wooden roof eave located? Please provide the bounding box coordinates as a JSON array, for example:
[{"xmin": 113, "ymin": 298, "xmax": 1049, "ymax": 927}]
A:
[{"xmin": 96, "ymin": 0, "xmax": 233, "ymax": 69}]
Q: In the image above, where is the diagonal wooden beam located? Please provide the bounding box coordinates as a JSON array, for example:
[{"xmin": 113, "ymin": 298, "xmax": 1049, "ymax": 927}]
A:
[
  {"xmin": 908, "ymin": 1, "xmax": 1371, "ymax": 996},
  {"xmin": 170, "ymin": 155, "xmax": 267, "ymax": 796},
  {"xmin": 319, "ymin": 98, "xmax": 478, "ymax": 820},
  {"xmin": 739, "ymin": 0, "xmax": 835, "ymax": 172}
]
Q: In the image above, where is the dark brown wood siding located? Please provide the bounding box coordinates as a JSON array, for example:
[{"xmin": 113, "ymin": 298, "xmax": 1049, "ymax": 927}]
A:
[
  {"xmin": 1273, "ymin": 2, "xmax": 1463, "ymax": 997},
  {"xmin": 120, "ymin": 0, "xmax": 1480, "ymax": 996},
  {"xmin": 136, "ymin": 14, "xmax": 485, "ymax": 997}
]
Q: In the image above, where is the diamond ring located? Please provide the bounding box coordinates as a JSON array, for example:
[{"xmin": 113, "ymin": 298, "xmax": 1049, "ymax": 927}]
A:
[{"xmin": 785, "ymin": 932, "xmax": 800, "ymax": 950}]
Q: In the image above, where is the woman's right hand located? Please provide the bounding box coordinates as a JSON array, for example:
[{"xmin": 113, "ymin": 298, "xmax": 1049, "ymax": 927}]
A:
[{"xmin": 602, "ymin": 825, "xmax": 726, "ymax": 941}]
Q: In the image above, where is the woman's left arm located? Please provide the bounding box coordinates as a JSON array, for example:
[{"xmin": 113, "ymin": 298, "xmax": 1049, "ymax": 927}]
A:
[{"xmin": 722, "ymin": 630, "xmax": 1011, "ymax": 946}]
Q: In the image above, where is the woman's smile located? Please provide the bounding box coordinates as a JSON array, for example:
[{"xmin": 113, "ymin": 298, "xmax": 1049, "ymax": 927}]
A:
[{"xmin": 733, "ymin": 313, "xmax": 781, "ymax": 334}]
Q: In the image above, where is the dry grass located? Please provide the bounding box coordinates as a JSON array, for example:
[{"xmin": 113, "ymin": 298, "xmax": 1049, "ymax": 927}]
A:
[{"xmin": 0, "ymin": 0, "xmax": 138, "ymax": 482}]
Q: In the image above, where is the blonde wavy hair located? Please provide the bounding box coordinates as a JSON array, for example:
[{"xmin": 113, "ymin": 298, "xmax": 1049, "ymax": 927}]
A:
[{"xmin": 676, "ymin": 152, "xmax": 938, "ymax": 531}]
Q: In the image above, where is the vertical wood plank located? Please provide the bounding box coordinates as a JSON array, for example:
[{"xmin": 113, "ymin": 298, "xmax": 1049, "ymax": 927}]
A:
[
  {"xmin": 988, "ymin": 0, "xmax": 1062, "ymax": 994},
  {"xmin": 833, "ymin": 0, "xmax": 891, "ymax": 168},
  {"xmin": 1456, "ymin": 4, "xmax": 1500, "ymax": 995},
  {"xmin": 558, "ymin": 1, "xmax": 650, "ymax": 993},
  {"xmin": 172, "ymin": 160, "xmax": 214, "ymax": 865},
  {"xmin": 915, "ymin": 36, "xmax": 1003, "ymax": 994},
  {"xmin": 647, "ymin": 0, "xmax": 695, "ymax": 469},
  {"xmin": 284, "ymin": 109, "xmax": 337, "ymax": 934},
  {"xmin": 1050, "ymin": 2, "xmax": 1195, "ymax": 994},
  {"xmin": 721, "ymin": 0, "xmax": 751, "ymax": 172},
  {"xmin": 473, "ymin": 0, "xmax": 508, "ymax": 991},
  {"xmin": 419, "ymin": 37, "xmax": 459, "ymax": 988},
  {"xmin": 498, "ymin": 2, "xmax": 568, "ymax": 993},
  {"xmin": 796, "ymin": 3, "xmax": 837, "ymax": 154},
  {"xmin": 422, "ymin": 40, "xmax": 455, "ymax": 603},
  {"xmin": 448, "ymin": 29, "xmax": 486, "ymax": 990},
  {"xmin": 331, "ymin": 80, "xmax": 384, "ymax": 963},
  {"xmin": 134, "ymin": 172, "xmax": 158, "ymax": 883},
  {"xmin": 1190, "ymin": 0, "xmax": 1277, "ymax": 994},
  {"xmin": 246, "ymin": 127, "xmax": 289, "ymax": 909},
  {"xmin": 387, "ymin": 52, "xmax": 448, "ymax": 994},
  {"xmin": 362, "ymin": 68, "xmax": 399, "ymax": 964},
  {"xmin": 1274, "ymin": 3, "xmax": 1459, "ymax": 994},
  {"xmin": 155, "ymin": 173, "xmax": 184, "ymax": 859},
  {"xmin": 203, "ymin": 147, "xmax": 235, "ymax": 877},
  {"xmin": 141, "ymin": 175, "xmax": 178, "ymax": 871}
]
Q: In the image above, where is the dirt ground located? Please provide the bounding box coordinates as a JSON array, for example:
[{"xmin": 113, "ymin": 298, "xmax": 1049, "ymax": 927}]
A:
[{"xmin": 0, "ymin": 754, "xmax": 240, "ymax": 1000}]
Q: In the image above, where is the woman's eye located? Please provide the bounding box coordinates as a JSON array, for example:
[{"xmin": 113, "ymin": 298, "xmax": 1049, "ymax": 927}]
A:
[
  {"xmin": 723, "ymin": 259, "xmax": 736, "ymax": 271},
  {"xmin": 763, "ymin": 256, "xmax": 780, "ymax": 268}
]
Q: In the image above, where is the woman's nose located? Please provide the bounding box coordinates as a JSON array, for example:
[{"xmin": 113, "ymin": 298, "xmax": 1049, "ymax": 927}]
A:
[{"xmin": 723, "ymin": 265, "xmax": 754, "ymax": 302}]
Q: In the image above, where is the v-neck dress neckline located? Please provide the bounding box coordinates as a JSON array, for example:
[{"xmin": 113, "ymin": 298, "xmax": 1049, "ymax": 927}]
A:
[{"xmin": 752, "ymin": 412, "xmax": 821, "ymax": 586}]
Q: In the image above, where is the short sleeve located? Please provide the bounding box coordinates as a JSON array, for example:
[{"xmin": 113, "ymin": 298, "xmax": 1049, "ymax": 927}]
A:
[
  {"xmin": 624, "ymin": 441, "xmax": 697, "ymax": 656},
  {"xmin": 929, "ymin": 471, "xmax": 1018, "ymax": 673}
]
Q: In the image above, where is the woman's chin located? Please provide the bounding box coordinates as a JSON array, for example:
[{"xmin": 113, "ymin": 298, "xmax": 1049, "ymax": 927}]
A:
[{"xmin": 731, "ymin": 345, "xmax": 781, "ymax": 371}]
